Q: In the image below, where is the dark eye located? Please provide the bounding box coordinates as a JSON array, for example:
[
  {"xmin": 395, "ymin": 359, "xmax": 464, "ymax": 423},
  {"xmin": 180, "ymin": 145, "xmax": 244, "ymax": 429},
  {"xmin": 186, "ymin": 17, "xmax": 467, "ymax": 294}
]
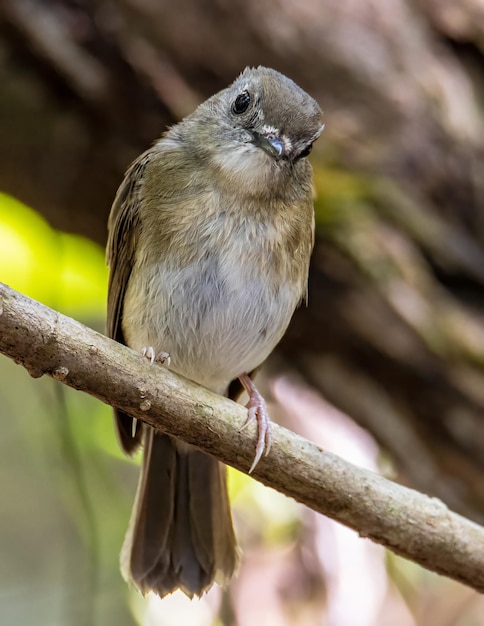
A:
[
  {"xmin": 232, "ymin": 91, "xmax": 251, "ymax": 114},
  {"xmin": 298, "ymin": 144, "xmax": 313, "ymax": 159}
]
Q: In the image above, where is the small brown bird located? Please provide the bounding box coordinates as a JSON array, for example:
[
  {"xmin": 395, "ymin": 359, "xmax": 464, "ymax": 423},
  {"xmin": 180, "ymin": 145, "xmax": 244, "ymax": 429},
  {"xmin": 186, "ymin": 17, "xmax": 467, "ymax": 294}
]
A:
[{"xmin": 106, "ymin": 66, "xmax": 322, "ymax": 598}]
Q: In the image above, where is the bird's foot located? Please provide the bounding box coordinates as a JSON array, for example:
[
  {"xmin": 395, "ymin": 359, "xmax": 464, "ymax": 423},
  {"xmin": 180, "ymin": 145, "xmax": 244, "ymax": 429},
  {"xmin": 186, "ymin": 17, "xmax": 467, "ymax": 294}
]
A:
[
  {"xmin": 135, "ymin": 348, "xmax": 171, "ymax": 438},
  {"xmin": 239, "ymin": 373, "xmax": 272, "ymax": 473},
  {"xmin": 141, "ymin": 346, "xmax": 171, "ymax": 367}
]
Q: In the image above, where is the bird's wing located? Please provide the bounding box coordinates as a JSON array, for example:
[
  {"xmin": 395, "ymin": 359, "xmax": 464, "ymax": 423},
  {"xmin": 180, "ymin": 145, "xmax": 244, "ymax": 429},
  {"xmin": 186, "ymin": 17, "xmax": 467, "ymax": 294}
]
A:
[{"xmin": 106, "ymin": 152, "xmax": 152, "ymax": 453}]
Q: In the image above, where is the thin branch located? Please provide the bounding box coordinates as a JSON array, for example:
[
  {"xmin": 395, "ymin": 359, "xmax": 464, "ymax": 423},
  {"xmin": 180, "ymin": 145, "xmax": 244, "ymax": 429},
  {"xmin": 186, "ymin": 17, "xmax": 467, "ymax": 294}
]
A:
[{"xmin": 1, "ymin": 281, "xmax": 484, "ymax": 592}]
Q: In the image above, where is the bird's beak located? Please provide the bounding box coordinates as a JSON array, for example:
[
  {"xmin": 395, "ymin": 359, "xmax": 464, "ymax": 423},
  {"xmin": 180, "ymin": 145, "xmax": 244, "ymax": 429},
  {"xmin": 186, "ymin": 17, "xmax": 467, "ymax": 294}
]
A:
[{"xmin": 250, "ymin": 131, "xmax": 284, "ymax": 159}]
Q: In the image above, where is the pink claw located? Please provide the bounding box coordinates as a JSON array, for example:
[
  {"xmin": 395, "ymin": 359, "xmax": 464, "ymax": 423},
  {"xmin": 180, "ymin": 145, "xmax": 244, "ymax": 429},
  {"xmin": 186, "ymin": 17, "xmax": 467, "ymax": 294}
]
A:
[
  {"xmin": 239, "ymin": 373, "xmax": 272, "ymax": 473},
  {"xmin": 141, "ymin": 347, "xmax": 171, "ymax": 367}
]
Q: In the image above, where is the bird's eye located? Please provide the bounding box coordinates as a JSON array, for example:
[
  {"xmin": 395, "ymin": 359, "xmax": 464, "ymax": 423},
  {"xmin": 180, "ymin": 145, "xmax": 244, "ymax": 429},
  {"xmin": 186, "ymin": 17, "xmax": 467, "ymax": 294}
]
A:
[
  {"xmin": 298, "ymin": 144, "xmax": 313, "ymax": 159},
  {"xmin": 232, "ymin": 91, "xmax": 251, "ymax": 114}
]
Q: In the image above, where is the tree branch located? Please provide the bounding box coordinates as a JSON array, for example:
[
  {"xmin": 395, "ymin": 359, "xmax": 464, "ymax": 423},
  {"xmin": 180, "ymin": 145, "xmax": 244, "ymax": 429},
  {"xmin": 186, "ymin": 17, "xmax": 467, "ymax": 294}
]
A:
[{"xmin": 1, "ymin": 281, "xmax": 483, "ymax": 592}]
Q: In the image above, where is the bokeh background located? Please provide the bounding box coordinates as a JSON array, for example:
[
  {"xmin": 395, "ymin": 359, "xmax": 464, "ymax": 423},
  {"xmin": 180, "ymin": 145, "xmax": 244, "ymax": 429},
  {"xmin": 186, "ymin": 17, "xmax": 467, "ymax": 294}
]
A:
[{"xmin": 2, "ymin": 1, "xmax": 484, "ymax": 624}]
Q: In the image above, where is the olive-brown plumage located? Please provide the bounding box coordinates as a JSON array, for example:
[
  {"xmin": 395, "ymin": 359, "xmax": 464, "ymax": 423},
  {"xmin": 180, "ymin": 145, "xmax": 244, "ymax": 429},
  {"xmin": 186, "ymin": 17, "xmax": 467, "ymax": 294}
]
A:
[{"xmin": 106, "ymin": 66, "xmax": 322, "ymax": 597}]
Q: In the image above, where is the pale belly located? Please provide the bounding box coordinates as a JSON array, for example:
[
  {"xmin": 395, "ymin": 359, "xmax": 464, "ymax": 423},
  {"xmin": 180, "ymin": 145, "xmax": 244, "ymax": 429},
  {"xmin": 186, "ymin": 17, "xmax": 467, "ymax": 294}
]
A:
[{"xmin": 122, "ymin": 254, "xmax": 303, "ymax": 394}]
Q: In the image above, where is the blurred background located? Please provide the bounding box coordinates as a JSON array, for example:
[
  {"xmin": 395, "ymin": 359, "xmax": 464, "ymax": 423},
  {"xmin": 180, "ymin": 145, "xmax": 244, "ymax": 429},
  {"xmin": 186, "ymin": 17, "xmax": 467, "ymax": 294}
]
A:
[{"xmin": 1, "ymin": 0, "xmax": 484, "ymax": 624}]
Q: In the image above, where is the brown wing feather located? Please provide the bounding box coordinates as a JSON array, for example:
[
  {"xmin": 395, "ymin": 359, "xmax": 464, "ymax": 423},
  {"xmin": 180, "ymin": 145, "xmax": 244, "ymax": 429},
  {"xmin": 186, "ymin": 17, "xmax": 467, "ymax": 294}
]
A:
[{"xmin": 106, "ymin": 152, "xmax": 152, "ymax": 453}]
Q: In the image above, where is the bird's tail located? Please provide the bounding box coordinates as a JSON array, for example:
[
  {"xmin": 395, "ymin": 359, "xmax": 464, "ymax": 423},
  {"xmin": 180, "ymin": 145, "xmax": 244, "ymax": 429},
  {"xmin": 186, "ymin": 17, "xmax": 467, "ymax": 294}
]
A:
[{"xmin": 120, "ymin": 427, "xmax": 238, "ymax": 597}]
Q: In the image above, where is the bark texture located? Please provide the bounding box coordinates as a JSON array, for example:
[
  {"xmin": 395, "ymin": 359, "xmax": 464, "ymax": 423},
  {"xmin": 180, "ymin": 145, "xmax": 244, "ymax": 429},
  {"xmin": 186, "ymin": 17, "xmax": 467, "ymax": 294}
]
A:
[{"xmin": 1, "ymin": 281, "xmax": 484, "ymax": 592}]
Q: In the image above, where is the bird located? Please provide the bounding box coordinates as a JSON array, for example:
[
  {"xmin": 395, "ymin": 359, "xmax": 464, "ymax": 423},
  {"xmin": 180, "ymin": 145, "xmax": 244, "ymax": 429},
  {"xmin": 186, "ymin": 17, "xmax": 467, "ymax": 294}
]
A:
[{"xmin": 106, "ymin": 65, "xmax": 323, "ymax": 598}]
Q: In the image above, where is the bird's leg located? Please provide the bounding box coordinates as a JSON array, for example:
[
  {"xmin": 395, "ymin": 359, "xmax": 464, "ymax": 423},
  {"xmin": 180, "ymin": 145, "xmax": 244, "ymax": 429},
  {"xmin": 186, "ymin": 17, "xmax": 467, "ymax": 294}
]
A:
[{"xmin": 239, "ymin": 372, "xmax": 272, "ymax": 473}]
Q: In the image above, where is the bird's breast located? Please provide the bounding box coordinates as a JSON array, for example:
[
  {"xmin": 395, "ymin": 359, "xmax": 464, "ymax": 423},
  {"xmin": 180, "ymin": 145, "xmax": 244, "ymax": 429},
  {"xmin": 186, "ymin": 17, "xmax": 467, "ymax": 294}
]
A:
[{"xmin": 123, "ymin": 205, "xmax": 311, "ymax": 393}]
